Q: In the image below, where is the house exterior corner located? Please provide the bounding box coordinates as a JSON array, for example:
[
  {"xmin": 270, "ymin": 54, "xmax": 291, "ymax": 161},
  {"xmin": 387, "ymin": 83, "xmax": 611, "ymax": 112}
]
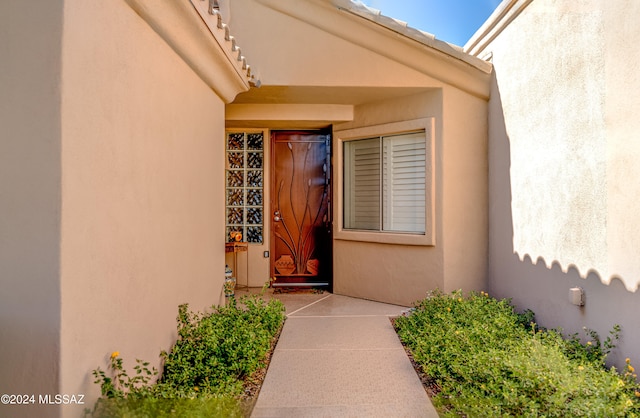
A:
[{"xmin": 2, "ymin": 0, "xmax": 249, "ymax": 415}]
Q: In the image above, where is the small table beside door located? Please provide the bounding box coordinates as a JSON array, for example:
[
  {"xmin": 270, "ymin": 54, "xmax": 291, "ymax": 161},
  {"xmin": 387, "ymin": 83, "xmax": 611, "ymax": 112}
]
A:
[{"xmin": 225, "ymin": 242, "xmax": 248, "ymax": 288}]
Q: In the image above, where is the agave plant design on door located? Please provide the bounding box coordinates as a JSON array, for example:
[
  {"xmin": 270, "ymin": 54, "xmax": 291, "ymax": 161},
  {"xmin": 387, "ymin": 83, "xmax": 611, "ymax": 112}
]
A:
[{"xmin": 271, "ymin": 131, "xmax": 332, "ymax": 286}]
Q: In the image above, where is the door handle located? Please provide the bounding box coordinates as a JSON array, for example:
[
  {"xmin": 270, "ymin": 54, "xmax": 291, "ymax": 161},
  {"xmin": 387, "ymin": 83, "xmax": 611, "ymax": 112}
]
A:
[{"xmin": 274, "ymin": 210, "xmax": 281, "ymax": 222}]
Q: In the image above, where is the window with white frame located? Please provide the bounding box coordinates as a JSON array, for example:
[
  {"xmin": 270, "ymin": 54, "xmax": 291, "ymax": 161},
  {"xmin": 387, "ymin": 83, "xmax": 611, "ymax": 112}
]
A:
[{"xmin": 343, "ymin": 131, "xmax": 426, "ymax": 234}]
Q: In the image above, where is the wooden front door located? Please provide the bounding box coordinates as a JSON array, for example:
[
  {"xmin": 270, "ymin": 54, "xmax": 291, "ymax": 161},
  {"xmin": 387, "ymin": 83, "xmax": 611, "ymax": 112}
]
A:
[{"xmin": 271, "ymin": 130, "xmax": 332, "ymax": 288}]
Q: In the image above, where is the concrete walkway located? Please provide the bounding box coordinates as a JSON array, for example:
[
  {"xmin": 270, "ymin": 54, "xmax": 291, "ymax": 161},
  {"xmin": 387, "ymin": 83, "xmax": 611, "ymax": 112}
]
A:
[{"xmin": 249, "ymin": 292, "xmax": 439, "ymax": 417}]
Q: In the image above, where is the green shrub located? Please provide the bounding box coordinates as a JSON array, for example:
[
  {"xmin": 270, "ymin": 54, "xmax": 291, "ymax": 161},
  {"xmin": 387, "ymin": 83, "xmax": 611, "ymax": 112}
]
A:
[
  {"xmin": 158, "ymin": 296, "xmax": 286, "ymax": 396},
  {"xmin": 88, "ymin": 396, "xmax": 244, "ymax": 418},
  {"xmin": 394, "ymin": 289, "xmax": 640, "ymax": 417},
  {"xmin": 86, "ymin": 294, "xmax": 285, "ymax": 417}
]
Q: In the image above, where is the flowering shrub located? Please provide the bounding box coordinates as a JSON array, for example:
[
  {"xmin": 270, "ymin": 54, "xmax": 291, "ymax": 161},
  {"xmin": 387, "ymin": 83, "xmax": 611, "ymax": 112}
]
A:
[
  {"xmin": 394, "ymin": 289, "xmax": 640, "ymax": 417},
  {"xmin": 91, "ymin": 352, "xmax": 157, "ymax": 401},
  {"xmin": 86, "ymin": 294, "xmax": 285, "ymax": 417}
]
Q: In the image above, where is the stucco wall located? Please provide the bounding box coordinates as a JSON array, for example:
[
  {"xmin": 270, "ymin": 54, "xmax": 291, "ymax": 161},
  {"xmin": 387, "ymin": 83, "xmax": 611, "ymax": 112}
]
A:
[
  {"xmin": 333, "ymin": 93, "xmax": 444, "ymax": 306},
  {"xmin": 333, "ymin": 90, "xmax": 444, "ymax": 306},
  {"xmin": 441, "ymin": 86, "xmax": 489, "ymax": 293},
  {"xmin": 483, "ymin": 0, "xmax": 640, "ymax": 368},
  {"xmin": 56, "ymin": 1, "xmax": 228, "ymax": 416},
  {"xmin": 333, "ymin": 90, "xmax": 487, "ymax": 306},
  {"xmin": 227, "ymin": 0, "xmax": 441, "ymax": 89},
  {"xmin": 60, "ymin": 0, "xmax": 229, "ymax": 416},
  {"xmin": 0, "ymin": 1, "xmax": 63, "ymax": 417}
]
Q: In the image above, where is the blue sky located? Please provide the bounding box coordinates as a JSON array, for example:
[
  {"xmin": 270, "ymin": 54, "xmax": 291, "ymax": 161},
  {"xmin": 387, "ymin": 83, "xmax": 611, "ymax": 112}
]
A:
[{"xmin": 360, "ymin": 0, "xmax": 502, "ymax": 46}]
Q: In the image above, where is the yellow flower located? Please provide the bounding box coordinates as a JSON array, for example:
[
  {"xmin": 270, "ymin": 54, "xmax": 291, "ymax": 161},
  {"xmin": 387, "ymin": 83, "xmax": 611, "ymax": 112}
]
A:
[
  {"xmin": 458, "ymin": 298, "xmax": 462, "ymax": 302},
  {"xmin": 634, "ymin": 391, "xmax": 640, "ymax": 398},
  {"xmin": 586, "ymin": 341, "xmax": 592, "ymax": 346},
  {"xmin": 111, "ymin": 351, "xmax": 120, "ymax": 359},
  {"xmin": 447, "ymin": 307, "xmax": 451, "ymax": 312},
  {"xmin": 194, "ymin": 387, "xmax": 199, "ymax": 392},
  {"xmin": 628, "ymin": 365, "xmax": 635, "ymax": 373},
  {"xmin": 578, "ymin": 365, "xmax": 584, "ymax": 371},
  {"xmin": 626, "ymin": 358, "xmax": 631, "ymax": 364}
]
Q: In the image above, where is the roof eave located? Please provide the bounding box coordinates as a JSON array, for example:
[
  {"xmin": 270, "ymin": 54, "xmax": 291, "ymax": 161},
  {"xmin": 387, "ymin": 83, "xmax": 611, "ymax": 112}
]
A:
[
  {"xmin": 125, "ymin": 0, "xmax": 258, "ymax": 103},
  {"xmin": 333, "ymin": 0, "xmax": 491, "ymax": 73},
  {"xmin": 464, "ymin": 0, "xmax": 534, "ymax": 58}
]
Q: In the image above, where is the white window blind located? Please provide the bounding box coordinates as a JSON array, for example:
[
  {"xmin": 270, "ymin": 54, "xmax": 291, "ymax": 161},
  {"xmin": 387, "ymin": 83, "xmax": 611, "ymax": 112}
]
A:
[
  {"xmin": 344, "ymin": 138, "xmax": 380, "ymax": 230},
  {"xmin": 382, "ymin": 132, "xmax": 426, "ymax": 233},
  {"xmin": 344, "ymin": 131, "xmax": 426, "ymax": 234}
]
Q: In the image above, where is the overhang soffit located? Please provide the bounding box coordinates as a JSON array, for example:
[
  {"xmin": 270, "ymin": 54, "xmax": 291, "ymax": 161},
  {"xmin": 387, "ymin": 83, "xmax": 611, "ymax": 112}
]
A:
[{"xmin": 232, "ymin": 85, "xmax": 436, "ymax": 106}]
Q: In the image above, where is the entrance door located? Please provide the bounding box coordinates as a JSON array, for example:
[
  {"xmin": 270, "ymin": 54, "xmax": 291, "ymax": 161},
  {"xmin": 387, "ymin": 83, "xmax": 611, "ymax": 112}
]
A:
[{"xmin": 271, "ymin": 130, "xmax": 332, "ymax": 288}]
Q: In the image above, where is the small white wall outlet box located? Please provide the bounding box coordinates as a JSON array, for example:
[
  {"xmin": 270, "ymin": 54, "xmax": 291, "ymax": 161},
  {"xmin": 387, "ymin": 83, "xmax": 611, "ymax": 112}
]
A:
[{"xmin": 569, "ymin": 287, "xmax": 585, "ymax": 306}]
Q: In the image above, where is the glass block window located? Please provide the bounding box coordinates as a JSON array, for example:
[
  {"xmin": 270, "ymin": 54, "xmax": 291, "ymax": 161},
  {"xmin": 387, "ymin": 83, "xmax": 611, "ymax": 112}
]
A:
[{"xmin": 226, "ymin": 132, "xmax": 264, "ymax": 243}]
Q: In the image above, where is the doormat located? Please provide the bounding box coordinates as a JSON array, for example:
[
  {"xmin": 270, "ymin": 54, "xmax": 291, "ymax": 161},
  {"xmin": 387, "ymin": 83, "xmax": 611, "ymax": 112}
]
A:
[{"xmin": 272, "ymin": 287, "xmax": 325, "ymax": 294}]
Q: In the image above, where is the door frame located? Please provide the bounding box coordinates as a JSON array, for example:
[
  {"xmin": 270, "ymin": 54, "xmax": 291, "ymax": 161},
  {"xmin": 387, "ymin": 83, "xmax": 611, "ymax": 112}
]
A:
[{"xmin": 269, "ymin": 128, "xmax": 333, "ymax": 290}]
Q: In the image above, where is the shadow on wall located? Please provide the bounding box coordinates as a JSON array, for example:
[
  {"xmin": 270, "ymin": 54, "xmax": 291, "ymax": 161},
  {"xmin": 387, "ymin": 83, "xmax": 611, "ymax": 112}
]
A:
[{"xmin": 487, "ymin": 70, "xmax": 640, "ymax": 370}]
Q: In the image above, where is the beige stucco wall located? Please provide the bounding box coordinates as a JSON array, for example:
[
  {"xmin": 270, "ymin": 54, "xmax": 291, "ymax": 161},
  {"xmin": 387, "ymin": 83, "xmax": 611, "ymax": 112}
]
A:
[
  {"xmin": 57, "ymin": 1, "xmax": 229, "ymax": 416},
  {"xmin": 333, "ymin": 89, "xmax": 487, "ymax": 306},
  {"xmin": 333, "ymin": 93, "xmax": 444, "ymax": 305},
  {"xmin": 0, "ymin": 1, "xmax": 63, "ymax": 417},
  {"xmin": 482, "ymin": 0, "xmax": 640, "ymax": 368},
  {"xmin": 441, "ymin": 86, "xmax": 489, "ymax": 293},
  {"xmin": 227, "ymin": 0, "xmax": 441, "ymax": 89},
  {"xmin": 488, "ymin": 1, "xmax": 608, "ymax": 283},
  {"xmin": 603, "ymin": 1, "xmax": 640, "ymax": 290},
  {"xmin": 2, "ymin": 1, "xmax": 235, "ymax": 416}
]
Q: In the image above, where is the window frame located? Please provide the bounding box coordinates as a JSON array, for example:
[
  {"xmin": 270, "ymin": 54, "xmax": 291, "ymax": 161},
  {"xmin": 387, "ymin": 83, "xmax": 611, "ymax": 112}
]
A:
[
  {"xmin": 225, "ymin": 130, "xmax": 266, "ymax": 244},
  {"xmin": 334, "ymin": 118, "xmax": 435, "ymax": 246}
]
